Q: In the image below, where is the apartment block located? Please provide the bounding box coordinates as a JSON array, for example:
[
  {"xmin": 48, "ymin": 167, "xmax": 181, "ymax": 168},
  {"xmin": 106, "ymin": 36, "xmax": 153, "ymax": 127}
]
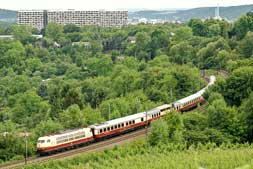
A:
[
  {"xmin": 17, "ymin": 10, "xmax": 46, "ymax": 30},
  {"xmin": 17, "ymin": 10, "xmax": 128, "ymax": 30}
]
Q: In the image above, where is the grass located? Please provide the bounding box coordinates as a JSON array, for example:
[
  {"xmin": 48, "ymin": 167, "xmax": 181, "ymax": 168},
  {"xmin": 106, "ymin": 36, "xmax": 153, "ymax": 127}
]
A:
[{"xmin": 24, "ymin": 140, "xmax": 253, "ymax": 169}]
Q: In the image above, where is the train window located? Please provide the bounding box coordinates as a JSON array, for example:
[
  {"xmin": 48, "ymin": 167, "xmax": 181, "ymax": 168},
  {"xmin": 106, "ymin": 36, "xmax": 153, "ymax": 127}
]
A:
[
  {"xmin": 47, "ymin": 139, "xmax": 50, "ymax": 143},
  {"xmin": 111, "ymin": 126, "xmax": 113, "ymax": 130},
  {"xmin": 132, "ymin": 120, "xmax": 135, "ymax": 124},
  {"xmin": 104, "ymin": 128, "xmax": 106, "ymax": 132},
  {"xmin": 141, "ymin": 118, "xmax": 144, "ymax": 121},
  {"xmin": 129, "ymin": 121, "xmax": 132, "ymax": 125},
  {"xmin": 100, "ymin": 129, "xmax": 103, "ymax": 133},
  {"xmin": 159, "ymin": 112, "xmax": 161, "ymax": 116},
  {"xmin": 38, "ymin": 140, "xmax": 45, "ymax": 143},
  {"xmin": 115, "ymin": 125, "xmax": 117, "ymax": 129},
  {"xmin": 126, "ymin": 122, "xmax": 128, "ymax": 126},
  {"xmin": 107, "ymin": 127, "xmax": 110, "ymax": 131},
  {"xmin": 118, "ymin": 124, "xmax": 121, "ymax": 128},
  {"xmin": 121, "ymin": 123, "xmax": 124, "ymax": 127}
]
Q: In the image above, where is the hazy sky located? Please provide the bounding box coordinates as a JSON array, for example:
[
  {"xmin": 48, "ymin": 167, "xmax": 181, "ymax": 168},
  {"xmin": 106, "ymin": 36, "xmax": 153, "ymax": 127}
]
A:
[{"xmin": 1, "ymin": 0, "xmax": 253, "ymax": 10}]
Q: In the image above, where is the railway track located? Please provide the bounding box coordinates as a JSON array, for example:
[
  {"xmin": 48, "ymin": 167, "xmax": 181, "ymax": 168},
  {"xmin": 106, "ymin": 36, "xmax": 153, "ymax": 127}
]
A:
[
  {"xmin": 0, "ymin": 74, "xmax": 217, "ymax": 169},
  {"xmin": 0, "ymin": 128, "xmax": 149, "ymax": 169}
]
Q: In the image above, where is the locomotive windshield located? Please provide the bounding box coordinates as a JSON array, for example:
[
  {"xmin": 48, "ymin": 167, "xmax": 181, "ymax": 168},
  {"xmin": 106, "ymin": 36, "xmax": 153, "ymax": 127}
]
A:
[{"xmin": 38, "ymin": 140, "xmax": 45, "ymax": 143}]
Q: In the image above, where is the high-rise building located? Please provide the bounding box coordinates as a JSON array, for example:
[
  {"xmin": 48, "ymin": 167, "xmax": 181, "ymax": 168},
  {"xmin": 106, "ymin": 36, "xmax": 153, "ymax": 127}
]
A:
[
  {"xmin": 17, "ymin": 10, "xmax": 128, "ymax": 30},
  {"xmin": 17, "ymin": 10, "xmax": 47, "ymax": 30}
]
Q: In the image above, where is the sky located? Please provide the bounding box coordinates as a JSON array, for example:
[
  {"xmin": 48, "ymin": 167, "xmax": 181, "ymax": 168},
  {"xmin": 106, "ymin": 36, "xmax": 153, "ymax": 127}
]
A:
[{"xmin": 1, "ymin": 0, "xmax": 253, "ymax": 10}]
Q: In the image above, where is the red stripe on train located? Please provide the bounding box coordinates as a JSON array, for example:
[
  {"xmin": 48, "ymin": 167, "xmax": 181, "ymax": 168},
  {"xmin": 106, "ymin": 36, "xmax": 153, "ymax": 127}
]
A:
[
  {"xmin": 94, "ymin": 116, "xmax": 162, "ymax": 139},
  {"xmin": 37, "ymin": 136, "xmax": 94, "ymax": 152}
]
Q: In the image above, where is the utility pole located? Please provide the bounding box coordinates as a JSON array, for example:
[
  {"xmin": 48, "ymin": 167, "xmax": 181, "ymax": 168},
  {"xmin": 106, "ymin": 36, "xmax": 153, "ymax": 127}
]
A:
[
  {"xmin": 145, "ymin": 108, "xmax": 148, "ymax": 139},
  {"xmin": 170, "ymin": 88, "xmax": 173, "ymax": 102},
  {"xmin": 25, "ymin": 136, "xmax": 27, "ymax": 165},
  {"xmin": 21, "ymin": 132, "xmax": 29, "ymax": 165}
]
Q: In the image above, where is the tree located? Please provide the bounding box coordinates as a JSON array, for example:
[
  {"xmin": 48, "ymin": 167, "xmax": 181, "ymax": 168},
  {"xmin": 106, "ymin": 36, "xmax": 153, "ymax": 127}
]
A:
[
  {"xmin": 207, "ymin": 99, "xmax": 245, "ymax": 142},
  {"xmin": 232, "ymin": 14, "xmax": 253, "ymax": 39},
  {"xmin": 169, "ymin": 42, "xmax": 195, "ymax": 64},
  {"xmin": 103, "ymin": 31, "xmax": 127, "ymax": 51},
  {"xmin": 208, "ymin": 24, "xmax": 221, "ymax": 37},
  {"xmin": 223, "ymin": 66, "xmax": 253, "ymax": 106},
  {"xmin": 45, "ymin": 23, "xmax": 64, "ymax": 42},
  {"xmin": 136, "ymin": 32, "xmax": 151, "ymax": 51},
  {"xmin": 81, "ymin": 77, "xmax": 110, "ymax": 108},
  {"xmin": 148, "ymin": 119, "xmax": 168, "ymax": 146},
  {"xmin": 135, "ymin": 32, "xmax": 151, "ymax": 61},
  {"xmin": 90, "ymin": 40, "xmax": 102, "ymax": 56},
  {"xmin": 48, "ymin": 79, "xmax": 64, "ymax": 116},
  {"xmin": 173, "ymin": 26, "xmax": 193, "ymax": 42},
  {"xmin": 237, "ymin": 32, "xmax": 253, "ymax": 58},
  {"xmin": 26, "ymin": 58, "xmax": 42, "ymax": 73},
  {"xmin": 0, "ymin": 41, "xmax": 25, "ymax": 70},
  {"xmin": 12, "ymin": 25, "xmax": 32, "ymax": 43},
  {"xmin": 241, "ymin": 93, "xmax": 253, "ymax": 141},
  {"xmin": 63, "ymin": 87, "xmax": 83, "ymax": 108},
  {"xmin": 86, "ymin": 56, "xmax": 113, "ymax": 76},
  {"xmin": 188, "ymin": 19, "xmax": 208, "ymax": 36},
  {"xmin": 33, "ymin": 119, "xmax": 63, "ymax": 139},
  {"xmin": 0, "ymin": 129, "xmax": 24, "ymax": 161},
  {"xmin": 197, "ymin": 38, "xmax": 230, "ymax": 69},
  {"xmin": 150, "ymin": 29, "xmax": 170, "ymax": 57},
  {"xmin": 215, "ymin": 50, "xmax": 231, "ymax": 69},
  {"xmin": 59, "ymin": 104, "xmax": 86, "ymax": 128},
  {"xmin": 63, "ymin": 24, "xmax": 81, "ymax": 33},
  {"xmin": 10, "ymin": 90, "xmax": 50, "ymax": 129},
  {"xmin": 111, "ymin": 66, "xmax": 142, "ymax": 97},
  {"xmin": 164, "ymin": 112, "xmax": 184, "ymax": 143}
]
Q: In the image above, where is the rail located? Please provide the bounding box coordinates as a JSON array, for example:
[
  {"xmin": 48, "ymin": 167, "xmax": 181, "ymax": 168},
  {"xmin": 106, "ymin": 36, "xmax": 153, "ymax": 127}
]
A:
[{"xmin": 0, "ymin": 129, "xmax": 149, "ymax": 169}]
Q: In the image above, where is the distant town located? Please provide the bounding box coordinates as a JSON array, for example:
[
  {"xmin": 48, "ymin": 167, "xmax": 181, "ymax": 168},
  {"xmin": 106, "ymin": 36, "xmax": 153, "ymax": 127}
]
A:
[
  {"xmin": 17, "ymin": 10, "xmax": 128, "ymax": 30},
  {"xmin": 1, "ymin": 4, "xmax": 253, "ymax": 27}
]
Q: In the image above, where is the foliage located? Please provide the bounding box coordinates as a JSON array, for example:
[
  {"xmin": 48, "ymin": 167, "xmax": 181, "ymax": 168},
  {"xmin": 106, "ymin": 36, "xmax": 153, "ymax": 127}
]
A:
[
  {"xmin": 1, "ymin": 12, "xmax": 253, "ymax": 162},
  {"xmin": 24, "ymin": 140, "xmax": 253, "ymax": 169}
]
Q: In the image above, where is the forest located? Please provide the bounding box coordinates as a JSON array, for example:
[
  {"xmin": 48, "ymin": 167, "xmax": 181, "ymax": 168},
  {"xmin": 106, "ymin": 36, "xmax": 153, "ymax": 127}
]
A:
[{"xmin": 0, "ymin": 12, "xmax": 253, "ymax": 164}]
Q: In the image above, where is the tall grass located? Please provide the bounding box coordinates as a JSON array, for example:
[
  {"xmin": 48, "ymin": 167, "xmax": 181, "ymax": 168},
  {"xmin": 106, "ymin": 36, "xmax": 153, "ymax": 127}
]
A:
[{"xmin": 24, "ymin": 140, "xmax": 253, "ymax": 169}]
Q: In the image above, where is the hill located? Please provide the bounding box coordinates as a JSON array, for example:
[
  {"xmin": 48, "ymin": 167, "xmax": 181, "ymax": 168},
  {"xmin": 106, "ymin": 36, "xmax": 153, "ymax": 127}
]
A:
[
  {"xmin": 129, "ymin": 4, "xmax": 253, "ymax": 22},
  {"xmin": 1, "ymin": 5, "xmax": 253, "ymax": 23},
  {"xmin": 0, "ymin": 9, "xmax": 16, "ymax": 22}
]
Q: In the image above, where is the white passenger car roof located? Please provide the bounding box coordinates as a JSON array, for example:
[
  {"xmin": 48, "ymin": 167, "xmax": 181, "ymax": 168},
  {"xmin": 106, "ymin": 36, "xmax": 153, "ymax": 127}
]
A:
[
  {"xmin": 90, "ymin": 112, "xmax": 146, "ymax": 130},
  {"xmin": 173, "ymin": 91, "xmax": 202, "ymax": 106},
  {"xmin": 155, "ymin": 104, "xmax": 172, "ymax": 110},
  {"xmin": 46, "ymin": 128, "xmax": 88, "ymax": 138}
]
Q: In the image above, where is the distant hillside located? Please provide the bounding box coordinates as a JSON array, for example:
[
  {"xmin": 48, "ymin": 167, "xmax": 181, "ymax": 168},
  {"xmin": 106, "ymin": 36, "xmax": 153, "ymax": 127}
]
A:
[
  {"xmin": 129, "ymin": 4, "xmax": 253, "ymax": 22},
  {"xmin": 1, "ymin": 4, "xmax": 253, "ymax": 23},
  {"xmin": 0, "ymin": 9, "xmax": 16, "ymax": 22}
]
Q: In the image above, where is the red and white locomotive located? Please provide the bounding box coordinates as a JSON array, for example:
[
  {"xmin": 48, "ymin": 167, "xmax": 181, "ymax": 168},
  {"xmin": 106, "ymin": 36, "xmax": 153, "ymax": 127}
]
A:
[{"xmin": 37, "ymin": 76, "xmax": 216, "ymax": 155}]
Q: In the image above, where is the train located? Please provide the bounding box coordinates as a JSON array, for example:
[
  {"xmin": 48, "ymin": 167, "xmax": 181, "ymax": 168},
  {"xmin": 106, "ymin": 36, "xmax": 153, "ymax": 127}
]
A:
[{"xmin": 36, "ymin": 75, "xmax": 216, "ymax": 155}]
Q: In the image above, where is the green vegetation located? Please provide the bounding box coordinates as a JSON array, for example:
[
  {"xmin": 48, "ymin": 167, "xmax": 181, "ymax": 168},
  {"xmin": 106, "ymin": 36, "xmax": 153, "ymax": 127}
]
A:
[
  {"xmin": 24, "ymin": 139, "xmax": 253, "ymax": 169},
  {"xmin": 1, "ymin": 11, "xmax": 253, "ymax": 166}
]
